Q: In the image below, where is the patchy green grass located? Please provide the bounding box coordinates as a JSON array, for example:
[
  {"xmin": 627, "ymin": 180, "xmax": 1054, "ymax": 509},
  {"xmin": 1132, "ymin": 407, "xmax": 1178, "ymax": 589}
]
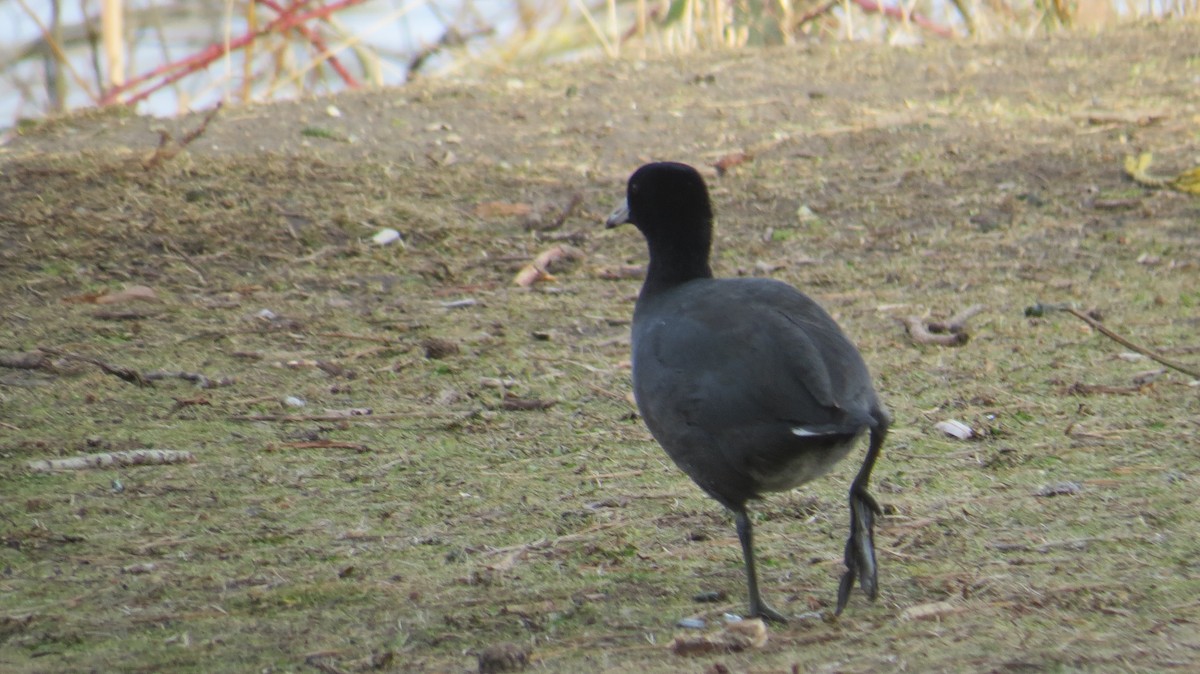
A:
[{"xmin": 2, "ymin": 23, "xmax": 1199, "ymax": 674}]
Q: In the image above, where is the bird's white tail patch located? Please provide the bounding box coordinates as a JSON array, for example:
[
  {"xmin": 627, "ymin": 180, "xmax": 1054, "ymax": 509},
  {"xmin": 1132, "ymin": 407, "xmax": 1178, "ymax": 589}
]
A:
[{"xmin": 792, "ymin": 427, "xmax": 827, "ymax": 438}]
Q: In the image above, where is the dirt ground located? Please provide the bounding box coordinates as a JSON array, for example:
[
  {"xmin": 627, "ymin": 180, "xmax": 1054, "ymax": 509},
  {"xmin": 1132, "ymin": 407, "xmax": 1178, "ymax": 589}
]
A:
[{"xmin": 2, "ymin": 21, "xmax": 1199, "ymax": 673}]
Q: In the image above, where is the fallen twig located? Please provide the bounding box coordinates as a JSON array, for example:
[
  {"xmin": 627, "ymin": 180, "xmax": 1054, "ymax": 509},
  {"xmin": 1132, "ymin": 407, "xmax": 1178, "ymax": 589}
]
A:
[
  {"xmin": 513, "ymin": 244, "xmax": 584, "ymax": 287},
  {"xmin": 273, "ymin": 441, "xmax": 370, "ymax": 452},
  {"xmin": 927, "ymin": 304, "xmax": 986, "ymax": 334},
  {"xmin": 38, "ymin": 347, "xmax": 149, "ymax": 386},
  {"xmin": 525, "ymin": 192, "xmax": 584, "ymax": 233},
  {"xmin": 1064, "ymin": 382, "xmax": 1143, "ymax": 396},
  {"xmin": 91, "ymin": 309, "xmax": 161, "ymax": 321},
  {"xmin": 0, "ymin": 351, "xmax": 49, "ymax": 370},
  {"xmin": 1055, "ymin": 306, "xmax": 1200, "ymax": 379},
  {"xmin": 497, "ymin": 396, "xmax": 556, "ymax": 411},
  {"xmin": 171, "ymin": 396, "xmax": 212, "ymax": 412},
  {"xmin": 1073, "ymin": 110, "xmax": 1168, "ymax": 127},
  {"xmin": 229, "ymin": 411, "xmax": 435, "ymax": 422},
  {"xmin": 143, "ymin": 102, "xmax": 222, "ymax": 170},
  {"xmin": 671, "ymin": 618, "xmax": 768, "ymax": 656},
  {"xmin": 145, "ymin": 370, "xmax": 234, "ymax": 388},
  {"xmin": 899, "ymin": 316, "xmax": 969, "ymax": 347},
  {"xmin": 28, "ymin": 449, "xmax": 195, "ymax": 472},
  {"xmin": 1123, "ymin": 152, "xmax": 1200, "ymax": 195},
  {"xmin": 316, "ymin": 332, "xmax": 396, "ymax": 345}
]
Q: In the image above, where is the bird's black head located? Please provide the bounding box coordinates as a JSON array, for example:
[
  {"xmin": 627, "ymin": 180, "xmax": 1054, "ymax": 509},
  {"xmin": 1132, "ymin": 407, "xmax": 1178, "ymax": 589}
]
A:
[{"xmin": 608, "ymin": 161, "xmax": 714, "ymax": 290}]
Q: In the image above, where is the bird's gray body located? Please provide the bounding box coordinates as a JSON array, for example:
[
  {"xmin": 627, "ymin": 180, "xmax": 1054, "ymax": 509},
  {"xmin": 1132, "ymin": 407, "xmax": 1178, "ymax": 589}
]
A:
[
  {"xmin": 632, "ymin": 277, "xmax": 883, "ymax": 510},
  {"xmin": 612, "ymin": 160, "xmax": 887, "ymax": 620}
]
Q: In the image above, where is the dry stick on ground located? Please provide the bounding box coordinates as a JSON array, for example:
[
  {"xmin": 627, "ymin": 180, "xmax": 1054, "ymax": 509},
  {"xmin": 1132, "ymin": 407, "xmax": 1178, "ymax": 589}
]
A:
[
  {"xmin": 927, "ymin": 304, "xmax": 987, "ymax": 334},
  {"xmin": 28, "ymin": 449, "xmax": 196, "ymax": 472},
  {"xmin": 316, "ymin": 332, "xmax": 397, "ymax": 344},
  {"xmin": 276, "ymin": 438, "xmax": 369, "ymax": 448},
  {"xmin": 38, "ymin": 346, "xmax": 149, "ymax": 386},
  {"xmin": 899, "ymin": 316, "xmax": 969, "ymax": 347},
  {"xmin": 145, "ymin": 370, "xmax": 233, "ymax": 388},
  {"xmin": 231, "ymin": 412, "xmax": 447, "ymax": 422},
  {"xmin": 0, "ymin": 351, "xmax": 49, "ymax": 370},
  {"xmin": 142, "ymin": 102, "xmax": 222, "ymax": 170},
  {"xmin": 1059, "ymin": 307, "xmax": 1200, "ymax": 379},
  {"xmin": 523, "ymin": 193, "xmax": 585, "ymax": 233}
]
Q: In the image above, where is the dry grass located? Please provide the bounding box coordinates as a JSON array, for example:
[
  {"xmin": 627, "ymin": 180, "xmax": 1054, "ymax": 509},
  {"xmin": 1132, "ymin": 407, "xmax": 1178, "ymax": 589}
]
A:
[{"xmin": 2, "ymin": 22, "xmax": 1199, "ymax": 673}]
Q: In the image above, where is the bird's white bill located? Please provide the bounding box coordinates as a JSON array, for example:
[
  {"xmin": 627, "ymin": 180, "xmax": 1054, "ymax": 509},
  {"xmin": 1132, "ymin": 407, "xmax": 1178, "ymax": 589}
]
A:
[{"xmin": 605, "ymin": 200, "xmax": 631, "ymax": 228}]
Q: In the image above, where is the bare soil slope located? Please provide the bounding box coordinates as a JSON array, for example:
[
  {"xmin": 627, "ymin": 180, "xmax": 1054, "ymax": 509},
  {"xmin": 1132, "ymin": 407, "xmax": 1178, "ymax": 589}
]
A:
[{"xmin": 2, "ymin": 22, "xmax": 1198, "ymax": 673}]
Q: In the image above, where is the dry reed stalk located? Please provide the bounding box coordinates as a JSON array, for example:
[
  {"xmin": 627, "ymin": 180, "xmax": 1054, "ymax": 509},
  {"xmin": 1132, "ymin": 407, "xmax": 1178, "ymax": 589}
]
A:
[{"xmin": 102, "ymin": 0, "xmax": 125, "ymax": 86}]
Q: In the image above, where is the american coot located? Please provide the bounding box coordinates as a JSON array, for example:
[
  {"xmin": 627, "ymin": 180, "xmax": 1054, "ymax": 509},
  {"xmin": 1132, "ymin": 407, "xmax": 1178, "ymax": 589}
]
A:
[{"xmin": 607, "ymin": 161, "xmax": 888, "ymax": 623}]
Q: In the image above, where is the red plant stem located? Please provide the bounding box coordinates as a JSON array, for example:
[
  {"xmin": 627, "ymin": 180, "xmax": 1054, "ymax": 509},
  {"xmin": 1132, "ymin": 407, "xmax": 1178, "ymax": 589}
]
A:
[
  {"xmin": 101, "ymin": 0, "xmax": 368, "ymax": 106},
  {"xmin": 258, "ymin": 0, "xmax": 361, "ymax": 88},
  {"xmin": 850, "ymin": 0, "xmax": 957, "ymax": 38},
  {"xmin": 796, "ymin": 0, "xmax": 839, "ymax": 28}
]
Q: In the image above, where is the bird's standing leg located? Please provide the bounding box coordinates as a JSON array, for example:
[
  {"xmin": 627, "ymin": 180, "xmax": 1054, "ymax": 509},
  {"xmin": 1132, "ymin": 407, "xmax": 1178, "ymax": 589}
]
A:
[
  {"xmin": 735, "ymin": 508, "xmax": 788, "ymax": 624},
  {"xmin": 836, "ymin": 420, "xmax": 887, "ymax": 614}
]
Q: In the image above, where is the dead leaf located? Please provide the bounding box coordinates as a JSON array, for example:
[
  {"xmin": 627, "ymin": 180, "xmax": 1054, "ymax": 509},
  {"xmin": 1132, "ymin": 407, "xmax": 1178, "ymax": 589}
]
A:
[
  {"xmin": 713, "ymin": 151, "xmax": 753, "ymax": 175},
  {"xmin": 95, "ymin": 285, "xmax": 159, "ymax": 305},
  {"xmin": 595, "ymin": 265, "xmax": 645, "ymax": 280},
  {"xmin": 934, "ymin": 420, "xmax": 974, "ymax": 440},
  {"xmin": 474, "ymin": 201, "xmax": 533, "ymax": 219},
  {"xmin": 513, "ymin": 265, "xmax": 554, "ymax": 287},
  {"xmin": 670, "ymin": 618, "xmax": 768, "ymax": 656},
  {"xmin": 533, "ymin": 244, "xmax": 582, "ymax": 270},
  {"xmin": 514, "ymin": 244, "xmax": 584, "ymax": 287},
  {"xmin": 899, "ymin": 600, "xmax": 965, "ymax": 621},
  {"xmin": 501, "ymin": 600, "xmax": 559, "ymax": 618}
]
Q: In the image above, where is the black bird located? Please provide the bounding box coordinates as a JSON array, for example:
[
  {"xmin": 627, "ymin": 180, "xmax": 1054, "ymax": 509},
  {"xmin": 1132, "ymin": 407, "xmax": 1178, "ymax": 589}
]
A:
[{"xmin": 607, "ymin": 161, "xmax": 888, "ymax": 623}]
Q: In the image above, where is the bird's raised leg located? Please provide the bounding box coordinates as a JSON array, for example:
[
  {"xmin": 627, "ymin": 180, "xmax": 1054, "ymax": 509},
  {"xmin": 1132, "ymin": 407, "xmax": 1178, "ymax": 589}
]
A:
[{"xmin": 836, "ymin": 420, "xmax": 887, "ymax": 614}]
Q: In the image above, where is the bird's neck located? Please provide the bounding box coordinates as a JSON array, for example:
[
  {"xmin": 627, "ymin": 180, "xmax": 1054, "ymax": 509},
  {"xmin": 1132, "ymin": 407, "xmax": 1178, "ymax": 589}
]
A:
[{"xmin": 641, "ymin": 236, "xmax": 713, "ymax": 295}]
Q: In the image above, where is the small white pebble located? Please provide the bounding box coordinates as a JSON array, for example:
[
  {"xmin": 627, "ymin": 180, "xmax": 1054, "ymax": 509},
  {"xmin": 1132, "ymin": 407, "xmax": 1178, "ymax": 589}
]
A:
[
  {"xmin": 326, "ymin": 104, "xmax": 342, "ymax": 118},
  {"xmin": 284, "ymin": 396, "xmax": 306, "ymax": 408},
  {"xmin": 372, "ymin": 228, "xmax": 402, "ymax": 245}
]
